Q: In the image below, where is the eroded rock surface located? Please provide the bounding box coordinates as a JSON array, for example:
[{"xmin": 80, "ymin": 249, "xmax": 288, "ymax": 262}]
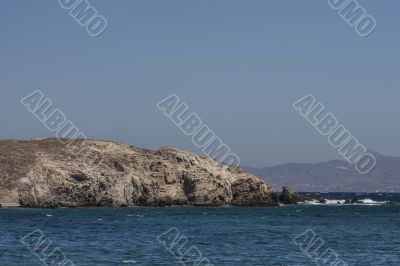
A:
[
  {"xmin": 280, "ymin": 186, "xmax": 303, "ymax": 204},
  {"xmin": 0, "ymin": 139, "xmax": 279, "ymax": 208},
  {"xmin": 279, "ymin": 186, "xmax": 326, "ymax": 204}
]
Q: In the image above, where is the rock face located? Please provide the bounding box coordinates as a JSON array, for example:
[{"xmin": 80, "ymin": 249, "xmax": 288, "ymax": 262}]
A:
[
  {"xmin": 279, "ymin": 186, "xmax": 304, "ymax": 204},
  {"xmin": 0, "ymin": 139, "xmax": 279, "ymax": 208},
  {"xmin": 279, "ymin": 186, "xmax": 326, "ymax": 204}
]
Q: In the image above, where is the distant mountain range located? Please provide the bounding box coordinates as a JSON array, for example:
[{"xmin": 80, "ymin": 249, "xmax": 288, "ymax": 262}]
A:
[{"xmin": 244, "ymin": 152, "xmax": 400, "ymax": 192}]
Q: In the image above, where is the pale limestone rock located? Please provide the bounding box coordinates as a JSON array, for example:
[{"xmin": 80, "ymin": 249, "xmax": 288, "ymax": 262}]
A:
[{"xmin": 0, "ymin": 139, "xmax": 278, "ymax": 208}]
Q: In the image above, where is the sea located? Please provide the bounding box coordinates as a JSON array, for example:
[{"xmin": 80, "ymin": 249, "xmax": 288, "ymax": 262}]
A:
[{"xmin": 0, "ymin": 193, "xmax": 399, "ymax": 265}]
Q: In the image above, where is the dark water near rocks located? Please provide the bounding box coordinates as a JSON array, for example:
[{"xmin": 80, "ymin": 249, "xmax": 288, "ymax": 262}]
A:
[{"xmin": 0, "ymin": 193, "xmax": 399, "ymax": 265}]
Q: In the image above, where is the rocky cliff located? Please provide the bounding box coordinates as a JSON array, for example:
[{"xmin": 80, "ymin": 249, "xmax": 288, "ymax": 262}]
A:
[{"xmin": 0, "ymin": 139, "xmax": 279, "ymax": 208}]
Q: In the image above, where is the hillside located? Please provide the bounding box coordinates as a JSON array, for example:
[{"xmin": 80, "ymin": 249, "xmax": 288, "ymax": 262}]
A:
[
  {"xmin": 244, "ymin": 153, "xmax": 400, "ymax": 192},
  {"xmin": 0, "ymin": 139, "xmax": 278, "ymax": 207}
]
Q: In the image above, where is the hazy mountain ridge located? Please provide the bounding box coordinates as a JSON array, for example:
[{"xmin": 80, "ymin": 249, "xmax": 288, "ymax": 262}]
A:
[{"xmin": 244, "ymin": 153, "xmax": 400, "ymax": 192}]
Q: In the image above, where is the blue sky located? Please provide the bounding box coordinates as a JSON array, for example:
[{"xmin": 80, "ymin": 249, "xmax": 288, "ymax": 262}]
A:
[{"xmin": 1, "ymin": 0, "xmax": 399, "ymax": 166}]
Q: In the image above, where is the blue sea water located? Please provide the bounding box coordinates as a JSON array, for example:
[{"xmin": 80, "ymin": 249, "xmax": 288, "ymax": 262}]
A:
[{"xmin": 0, "ymin": 193, "xmax": 399, "ymax": 266}]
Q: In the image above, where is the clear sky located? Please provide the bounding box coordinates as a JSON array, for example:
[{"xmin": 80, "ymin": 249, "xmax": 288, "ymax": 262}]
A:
[{"xmin": 1, "ymin": 0, "xmax": 399, "ymax": 167}]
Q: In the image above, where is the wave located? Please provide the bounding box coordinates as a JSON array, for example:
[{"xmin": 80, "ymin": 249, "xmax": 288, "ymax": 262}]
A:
[
  {"xmin": 123, "ymin": 260, "xmax": 137, "ymax": 264},
  {"xmin": 300, "ymin": 198, "xmax": 390, "ymax": 206}
]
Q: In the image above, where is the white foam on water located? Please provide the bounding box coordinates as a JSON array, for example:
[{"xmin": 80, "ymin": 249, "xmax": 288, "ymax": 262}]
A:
[
  {"xmin": 300, "ymin": 198, "xmax": 388, "ymax": 206},
  {"xmin": 326, "ymin": 199, "xmax": 346, "ymax": 205},
  {"xmin": 123, "ymin": 259, "xmax": 137, "ymax": 264},
  {"xmin": 127, "ymin": 214, "xmax": 144, "ymax": 217},
  {"xmin": 358, "ymin": 198, "xmax": 389, "ymax": 205}
]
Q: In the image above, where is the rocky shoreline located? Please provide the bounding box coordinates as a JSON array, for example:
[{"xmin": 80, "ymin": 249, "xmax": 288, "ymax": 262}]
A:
[
  {"xmin": 1, "ymin": 138, "xmax": 372, "ymax": 208},
  {"xmin": 0, "ymin": 139, "xmax": 284, "ymax": 208}
]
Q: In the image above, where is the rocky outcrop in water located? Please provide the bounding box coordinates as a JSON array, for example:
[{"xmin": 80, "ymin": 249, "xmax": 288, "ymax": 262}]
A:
[
  {"xmin": 279, "ymin": 186, "xmax": 325, "ymax": 204},
  {"xmin": 344, "ymin": 199, "xmax": 363, "ymax": 204},
  {"xmin": 279, "ymin": 186, "xmax": 304, "ymax": 204},
  {"xmin": 0, "ymin": 139, "xmax": 279, "ymax": 208}
]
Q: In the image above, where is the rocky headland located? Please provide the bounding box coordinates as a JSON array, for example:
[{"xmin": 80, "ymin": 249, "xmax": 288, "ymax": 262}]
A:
[{"xmin": 0, "ymin": 139, "xmax": 285, "ymax": 208}]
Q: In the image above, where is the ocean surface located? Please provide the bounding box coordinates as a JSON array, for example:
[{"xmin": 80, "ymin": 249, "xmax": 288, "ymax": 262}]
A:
[{"xmin": 0, "ymin": 193, "xmax": 399, "ymax": 266}]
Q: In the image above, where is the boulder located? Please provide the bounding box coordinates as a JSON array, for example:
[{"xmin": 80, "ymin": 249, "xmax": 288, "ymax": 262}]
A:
[{"xmin": 279, "ymin": 186, "xmax": 304, "ymax": 204}]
